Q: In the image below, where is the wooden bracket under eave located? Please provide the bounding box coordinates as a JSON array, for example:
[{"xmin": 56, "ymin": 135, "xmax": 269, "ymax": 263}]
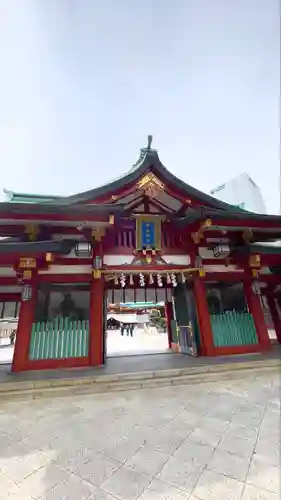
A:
[
  {"xmin": 24, "ymin": 224, "xmax": 39, "ymax": 241},
  {"xmin": 92, "ymin": 227, "xmax": 106, "ymax": 242},
  {"xmin": 242, "ymin": 229, "xmax": 253, "ymax": 243},
  {"xmin": 249, "ymin": 254, "xmax": 261, "ymax": 268},
  {"xmin": 191, "ymin": 219, "xmax": 212, "ymax": 244}
]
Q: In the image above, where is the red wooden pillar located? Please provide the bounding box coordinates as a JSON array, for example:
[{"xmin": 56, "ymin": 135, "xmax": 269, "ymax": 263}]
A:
[
  {"xmin": 266, "ymin": 293, "xmax": 281, "ymax": 345},
  {"xmin": 244, "ymin": 280, "xmax": 271, "ymax": 349},
  {"xmin": 193, "ymin": 277, "xmax": 215, "ymax": 356},
  {"xmin": 12, "ymin": 279, "xmax": 37, "ymax": 372},
  {"xmin": 89, "ymin": 277, "xmax": 104, "ymax": 366},
  {"xmin": 165, "ymin": 301, "xmax": 173, "ymax": 349}
]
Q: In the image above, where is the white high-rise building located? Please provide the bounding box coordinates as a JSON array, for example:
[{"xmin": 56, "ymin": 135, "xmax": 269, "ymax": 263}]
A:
[{"xmin": 210, "ymin": 173, "xmax": 266, "ymax": 214}]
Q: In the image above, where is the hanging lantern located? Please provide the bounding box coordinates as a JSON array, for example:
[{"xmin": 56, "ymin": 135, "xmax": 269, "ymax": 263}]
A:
[
  {"xmin": 129, "ymin": 274, "xmax": 134, "ymax": 286},
  {"xmin": 166, "ymin": 273, "xmax": 171, "ymax": 284},
  {"xmin": 114, "ymin": 274, "xmax": 118, "ymax": 285},
  {"xmin": 120, "ymin": 273, "xmax": 126, "ymax": 288},
  {"xmin": 21, "ymin": 284, "xmax": 32, "ymax": 301},
  {"xmin": 171, "ymin": 273, "xmax": 177, "ymax": 287},
  {"xmin": 181, "ymin": 272, "xmax": 186, "ymax": 283},
  {"xmin": 149, "ymin": 273, "xmax": 154, "ymax": 285},
  {"xmin": 139, "ymin": 272, "xmax": 145, "ymax": 287},
  {"xmin": 75, "ymin": 241, "xmax": 92, "ymax": 257},
  {"xmin": 156, "ymin": 273, "xmax": 163, "ymax": 287}
]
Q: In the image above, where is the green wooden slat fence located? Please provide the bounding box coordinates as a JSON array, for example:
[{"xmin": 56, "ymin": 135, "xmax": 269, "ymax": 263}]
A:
[
  {"xmin": 210, "ymin": 311, "xmax": 258, "ymax": 347},
  {"xmin": 29, "ymin": 317, "xmax": 89, "ymax": 360}
]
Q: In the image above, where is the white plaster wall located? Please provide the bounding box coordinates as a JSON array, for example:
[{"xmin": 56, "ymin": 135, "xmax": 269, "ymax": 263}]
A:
[
  {"xmin": 103, "ymin": 255, "xmax": 135, "ymax": 265},
  {"xmin": 162, "ymin": 255, "xmax": 191, "ymax": 265},
  {"xmin": 0, "ymin": 267, "xmax": 17, "ymax": 277},
  {"xmin": 203, "ymin": 265, "xmax": 243, "ymax": 273}
]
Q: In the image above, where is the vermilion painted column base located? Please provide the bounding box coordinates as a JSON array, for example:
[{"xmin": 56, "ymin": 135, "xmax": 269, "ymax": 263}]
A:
[
  {"xmin": 89, "ymin": 278, "xmax": 104, "ymax": 366},
  {"xmin": 17, "ymin": 357, "xmax": 90, "ymax": 372},
  {"xmin": 12, "ymin": 280, "xmax": 37, "ymax": 373},
  {"xmin": 171, "ymin": 342, "xmax": 180, "ymax": 352},
  {"xmin": 212, "ymin": 344, "xmax": 262, "ymax": 356},
  {"xmin": 193, "ymin": 277, "xmax": 215, "ymax": 357},
  {"xmin": 165, "ymin": 301, "xmax": 173, "ymax": 349}
]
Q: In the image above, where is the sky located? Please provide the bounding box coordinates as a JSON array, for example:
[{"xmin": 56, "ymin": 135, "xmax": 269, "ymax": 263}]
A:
[{"xmin": 0, "ymin": 0, "xmax": 280, "ymax": 213}]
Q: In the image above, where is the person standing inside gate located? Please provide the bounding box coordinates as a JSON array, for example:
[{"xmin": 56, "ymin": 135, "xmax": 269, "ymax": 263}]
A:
[{"xmin": 129, "ymin": 323, "xmax": 134, "ymax": 337}]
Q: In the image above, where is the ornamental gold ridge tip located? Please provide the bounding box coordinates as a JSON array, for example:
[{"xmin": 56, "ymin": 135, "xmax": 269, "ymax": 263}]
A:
[{"xmin": 136, "ymin": 172, "xmax": 164, "ymax": 191}]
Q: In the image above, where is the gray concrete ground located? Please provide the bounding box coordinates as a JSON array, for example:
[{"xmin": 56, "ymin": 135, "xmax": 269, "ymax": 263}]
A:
[
  {"xmin": 107, "ymin": 328, "xmax": 169, "ymax": 357},
  {"xmin": 0, "ymin": 371, "xmax": 280, "ymax": 499}
]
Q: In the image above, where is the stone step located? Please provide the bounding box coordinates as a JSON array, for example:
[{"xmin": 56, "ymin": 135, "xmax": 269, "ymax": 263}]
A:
[{"xmin": 0, "ymin": 357, "xmax": 279, "ymax": 402}]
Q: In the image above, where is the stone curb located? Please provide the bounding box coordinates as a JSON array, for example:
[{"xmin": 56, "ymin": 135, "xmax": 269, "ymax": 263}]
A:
[{"xmin": 0, "ymin": 358, "xmax": 279, "ymax": 403}]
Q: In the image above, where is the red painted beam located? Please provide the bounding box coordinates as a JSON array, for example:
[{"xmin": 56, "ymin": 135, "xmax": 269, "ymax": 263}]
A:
[
  {"xmin": 39, "ymin": 274, "xmax": 92, "ymax": 283},
  {"xmin": 0, "ymin": 277, "xmax": 18, "ymax": 285},
  {"xmin": 23, "ymin": 357, "xmax": 90, "ymax": 371},
  {"xmin": 0, "ymin": 212, "xmax": 110, "ymax": 223},
  {"xmin": 0, "ymin": 293, "xmax": 20, "ymax": 301},
  {"xmin": 104, "ymin": 264, "xmax": 189, "ymax": 272},
  {"xmin": 206, "ymin": 219, "xmax": 281, "ymax": 230},
  {"xmin": 213, "ymin": 345, "xmax": 262, "ymax": 356}
]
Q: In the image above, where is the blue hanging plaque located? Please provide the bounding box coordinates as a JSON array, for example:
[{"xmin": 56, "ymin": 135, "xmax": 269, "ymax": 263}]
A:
[
  {"xmin": 136, "ymin": 216, "xmax": 161, "ymax": 250},
  {"xmin": 141, "ymin": 221, "xmax": 155, "ymax": 247}
]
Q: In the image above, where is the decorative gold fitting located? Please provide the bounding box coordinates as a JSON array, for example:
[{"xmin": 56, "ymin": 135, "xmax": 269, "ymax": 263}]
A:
[
  {"xmin": 23, "ymin": 269, "xmax": 32, "ymax": 280},
  {"xmin": 249, "ymin": 254, "xmax": 260, "ymax": 268},
  {"xmin": 109, "ymin": 215, "xmax": 115, "ymax": 225},
  {"xmin": 146, "ymin": 254, "xmax": 152, "ymax": 264},
  {"xmin": 191, "ymin": 219, "xmax": 212, "ymax": 245},
  {"xmin": 203, "ymin": 219, "xmax": 212, "ymax": 228},
  {"xmin": 137, "ymin": 172, "xmax": 164, "ymax": 191},
  {"xmin": 19, "ymin": 258, "xmax": 36, "ymax": 269},
  {"xmin": 45, "ymin": 252, "xmax": 53, "ymax": 263},
  {"xmin": 92, "ymin": 269, "xmax": 102, "ymax": 279},
  {"xmin": 198, "ymin": 269, "xmax": 206, "ymax": 277}
]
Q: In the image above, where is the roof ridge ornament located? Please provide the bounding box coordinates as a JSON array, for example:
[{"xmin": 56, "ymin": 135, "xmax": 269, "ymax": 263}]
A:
[
  {"xmin": 131, "ymin": 135, "xmax": 157, "ymax": 169},
  {"xmin": 147, "ymin": 135, "xmax": 153, "ymax": 150}
]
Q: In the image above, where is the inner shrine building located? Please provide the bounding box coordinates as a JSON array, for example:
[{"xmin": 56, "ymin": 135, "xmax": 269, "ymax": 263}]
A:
[{"xmin": 0, "ymin": 136, "xmax": 280, "ymax": 372}]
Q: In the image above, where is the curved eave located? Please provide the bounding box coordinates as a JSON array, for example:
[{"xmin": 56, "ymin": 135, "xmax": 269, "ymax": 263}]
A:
[
  {"xmin": 0, "ymin": 239, "xmax": 77, "ymax": 255},
  {"xmin": 232, "ymin": 243, "xmax": 281, "ymax": 256},
  {"xmin": 39, "ymin": 149, "xmax": 248, "ymax": 212},
  {"xmin": 0, "ymin": 202, "xmax": 127, "ymax": 217},
  {"xmin": 176, "ymin": 208, "xmax": 281, "ymax": 227},
  {"xmin": 3, "ymin": 188, "xmax": 60, "ymax": 203}
]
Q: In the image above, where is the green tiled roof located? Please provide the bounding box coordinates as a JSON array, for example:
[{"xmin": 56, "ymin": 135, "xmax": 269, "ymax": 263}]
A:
[{"xmin": 4, "ymin": 189, "xmax": 60, "ymax": 204}]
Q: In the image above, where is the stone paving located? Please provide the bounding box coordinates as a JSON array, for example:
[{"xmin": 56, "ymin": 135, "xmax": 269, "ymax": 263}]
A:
[
  {"xmin": 107, "ymin": 328, "xmax": 169, "ymax": 357},
  {"xmin": 0, "ymin": 372, "xmax": 280, "ymax": 500}
]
